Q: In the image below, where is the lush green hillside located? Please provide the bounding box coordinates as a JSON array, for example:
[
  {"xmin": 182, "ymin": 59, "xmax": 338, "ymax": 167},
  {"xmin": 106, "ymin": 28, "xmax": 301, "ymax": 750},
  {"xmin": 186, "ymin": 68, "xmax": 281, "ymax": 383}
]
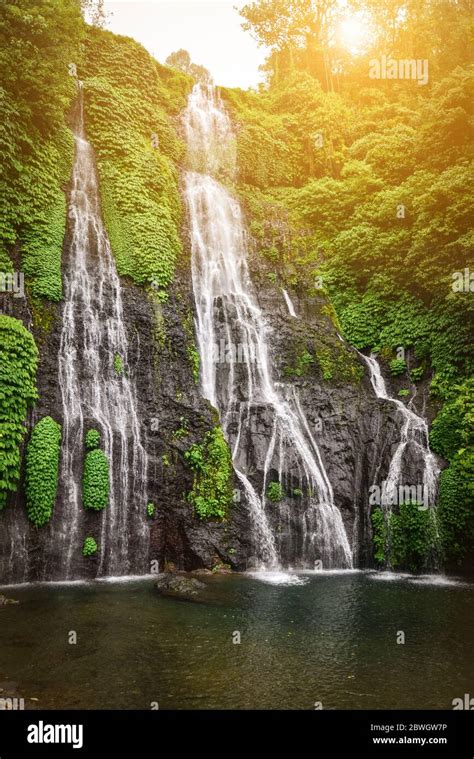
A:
[
  {"xmin": 0, "ymin": 0, "xmax": 81, "ymax": 510},
  {"xmin": 223, "ymin": 71, "xmax": 473, "ymax": 387},
  {"xmin": 222, "ymin": 0, "xmax": 473, "ymax": 567},
  {"xmin": 0, "ymin": 2, "xmax": 190, "ymax": 510},
  {"xmin": 0, "ymin": 0, "xmax": 82, "ymax": 298},
  {"xmin": 0, "ymin": 0, "xmax": 472, "ymax": 568},
  {"xmin": 0, "ymin": 1, "xmax": 191, "ymax": 299},
  {"xmin": 80, "ymin": 27, "xmax": 192, "ymax": 297}
]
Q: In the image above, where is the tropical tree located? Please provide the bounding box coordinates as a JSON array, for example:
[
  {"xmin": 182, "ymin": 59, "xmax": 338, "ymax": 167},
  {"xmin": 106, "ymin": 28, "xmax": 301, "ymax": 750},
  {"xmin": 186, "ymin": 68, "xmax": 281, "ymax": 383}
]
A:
[{"xmin": 165, "ymin": 49, "xmax": 212, "ymax": 83}]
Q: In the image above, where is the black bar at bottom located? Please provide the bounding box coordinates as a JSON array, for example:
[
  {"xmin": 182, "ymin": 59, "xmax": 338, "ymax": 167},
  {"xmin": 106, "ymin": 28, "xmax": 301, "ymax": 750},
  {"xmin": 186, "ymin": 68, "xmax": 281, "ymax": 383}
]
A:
[{"xmin": 0, "ymin": 710, "xmax": 472, "ymax": 757}]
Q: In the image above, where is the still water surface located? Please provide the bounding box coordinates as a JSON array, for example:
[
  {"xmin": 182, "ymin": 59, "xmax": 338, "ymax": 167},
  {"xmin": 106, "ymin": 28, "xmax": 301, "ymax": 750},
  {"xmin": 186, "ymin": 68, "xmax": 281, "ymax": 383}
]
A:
[{"xmin": 0, "ymin": 571, "xmax": 472, "ymax": 709}]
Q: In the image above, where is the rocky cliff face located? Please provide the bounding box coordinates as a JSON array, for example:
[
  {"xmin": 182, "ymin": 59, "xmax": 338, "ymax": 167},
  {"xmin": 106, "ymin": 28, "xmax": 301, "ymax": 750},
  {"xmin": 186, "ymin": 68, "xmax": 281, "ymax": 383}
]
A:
[
  {"xmin": 0, "ymin": 263, "xmax": 252, "ymax": 582},
  {"xmin": 0, "ymin": 180, "xmax": 442, "ymax": 585},
  {"xmin": 226, "ymin": 280, "xmax": 382, "ymax": 568},
  {"xmin": 139, "ymin": 260, "xmax": 441, "ymax": 573},
  {"xmin": 121, "ymin": 275, "xmax": 252, "ymax": 573}
]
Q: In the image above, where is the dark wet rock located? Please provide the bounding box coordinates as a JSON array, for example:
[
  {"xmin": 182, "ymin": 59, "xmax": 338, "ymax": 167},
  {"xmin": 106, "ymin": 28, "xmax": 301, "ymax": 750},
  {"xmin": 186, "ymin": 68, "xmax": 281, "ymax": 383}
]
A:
[
  {"xmin": 0, "ymin": 594, "xmax": 19, "ymax": 607},
  {"xmin": 0, "ymin": 214, "xmax": 443, "ymax": 581},
  {"xmin": 211, "ymin": 563, "xmax": 232, "ymax": 575},
  {"xmin": 155, "ymin": 572, "xmax": 207, "ymax": 599},
  {"xmin": 0, "ymin": 270, "xmax": 251, "ymax": 582}
]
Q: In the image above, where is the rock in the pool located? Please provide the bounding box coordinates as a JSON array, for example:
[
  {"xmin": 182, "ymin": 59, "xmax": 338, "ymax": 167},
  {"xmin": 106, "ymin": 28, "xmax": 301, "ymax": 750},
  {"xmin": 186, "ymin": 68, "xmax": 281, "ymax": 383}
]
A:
[
  {"xmin": 0, "ymin": 594, "xmax": 19, "ymax": 607},
  {"xmin": 154, "ymin": 573, "xmax": 206, "ymax": 600}
]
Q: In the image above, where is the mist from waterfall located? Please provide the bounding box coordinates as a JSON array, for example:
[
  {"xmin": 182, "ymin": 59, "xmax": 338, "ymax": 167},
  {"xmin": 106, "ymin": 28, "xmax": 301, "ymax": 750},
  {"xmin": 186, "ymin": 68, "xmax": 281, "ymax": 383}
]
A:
[{"xmin": 183, "ymin": 85, "xmax": 352, "ymax": 569}]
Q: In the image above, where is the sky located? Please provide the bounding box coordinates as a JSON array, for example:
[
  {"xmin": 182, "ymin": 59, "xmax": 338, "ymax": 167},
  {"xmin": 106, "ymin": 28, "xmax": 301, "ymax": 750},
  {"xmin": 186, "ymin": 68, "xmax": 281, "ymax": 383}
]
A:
[{"xmin": 103, "ymin": 1, "xmax": 268, "ymax": 89}]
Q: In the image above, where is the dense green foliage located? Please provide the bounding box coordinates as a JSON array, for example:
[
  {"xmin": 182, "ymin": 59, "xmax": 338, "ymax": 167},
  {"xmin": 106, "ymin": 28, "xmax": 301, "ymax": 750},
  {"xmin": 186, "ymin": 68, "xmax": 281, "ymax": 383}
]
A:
[
  {"xmin": 371, "ymin": 504, "xmax": 439, "ymax": 572},
  {"xmin": 183, "ymin": 311, "xmax": 201, "ymax": 384},
  {"xmin": 80, "ymin": 28, "xmax": 191, "ymax": 295},
  {"xmin": 113, "ymin": 353, "xmax": 123, "ymax": 376},
  {"xmin": 0, "ymin": 0, "xmax": 472, "ymax": 568},
  {"xmin": 185, "ymin": 427, "xmax": 233, "ymax": 519},
  {"xmin": 147, "ymin": 502, "xmax": 156, "ymax": 518},
  {"xmin": 0, "ymin": 0, "xmax": 82, "ymax": 298},
  {"xmin": 430, "ymin": 382, "xmax": 473, "ymax": 461},
  {"xmin": 224, "ymin": 0, "xmax": 473, "ymax": 565},
  {"xmin": 173, "ymin": 417, "xmax": 189, "ymax": 440},
  {"xmin": 389, "ymin": 359, "xmax": 407, "ymax": 376},
  {"xmin": 187, "ymin": 344, "xmax": 200, "ymax": 384},
  {"xmin": 25, "ymin": 416, "xmax": 61, "ymax": 527},
  {"xmin": 437, "ymin": 459, "xmax": 474, "ymax": 565},
  {"xmin": 429, "ymin": 381, "xmax": 474, "ymax": 564},
  {"xmin": 85, "ymin": 428, "xmax": 100, "ymax": 450},
  {"xmin": 239, "ymin": 1, "xmax": 471, "ymax": 96},
  {"xmin": 82, "ymin": 447, "xmax": 109, "ymax": 511},
  {"xmin": 266, "ymin": 481, "xmax": 284, "ymax": 503},
  {"xmin": 224, "ymin": 70, "xmax": 473, "ymax": 391},
  {"xmin": 410, "ymin": 367, "xmax": 424, "ymax": 383},
  {"xmin": 82, "ymin": 536, "xmax": 98, "ymax": 556},
  {"xmin": 283, "ymin": 339, "xmax": 363, "ymax": 383},
  {"xmin": 223, "ymin": 1, "xmax": 473, "ymax": 391},
  {"xmin": 0, "ymin": 316, "xmax": 38, "ymax": 509},
  {"xmin": 284, "ymin": 349, "xmax": 314, "ymax": 377}
]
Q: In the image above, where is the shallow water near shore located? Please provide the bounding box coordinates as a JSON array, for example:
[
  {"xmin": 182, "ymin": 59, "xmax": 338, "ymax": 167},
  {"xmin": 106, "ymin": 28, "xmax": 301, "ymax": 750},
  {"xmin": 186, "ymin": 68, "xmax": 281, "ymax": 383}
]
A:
[{"xmin": 0, "ymin": 571, "xmax": 472, "ymax": 710}]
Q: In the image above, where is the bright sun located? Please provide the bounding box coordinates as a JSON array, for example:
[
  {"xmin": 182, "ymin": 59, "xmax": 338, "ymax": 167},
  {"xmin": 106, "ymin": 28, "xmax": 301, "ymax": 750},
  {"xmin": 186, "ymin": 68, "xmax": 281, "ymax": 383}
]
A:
[{"xmin": 339, "ymin": 16, "xmax": 369, "ymax": 55}]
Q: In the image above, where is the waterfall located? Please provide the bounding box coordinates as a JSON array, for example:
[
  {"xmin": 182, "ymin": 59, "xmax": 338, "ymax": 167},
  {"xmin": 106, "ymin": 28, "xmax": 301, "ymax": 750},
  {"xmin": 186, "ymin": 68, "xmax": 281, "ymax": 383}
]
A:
[
  {"xmin": 360, "ymin": 352, "xmax": 440, "ymax": 567},
  {"xmin": 183, "ymin": 85, "xmax": 352, "ymax": 569},
  {"xmin": 282, "ymin": 288, "xmax": 297, "ymax": 318},
  {"xmin": 47, "ymin": 84, "xmax": 149, "ymax": 580},
  {"xmin": 361, "ymin": 353, "xmax": 440, "ymax": 506}
]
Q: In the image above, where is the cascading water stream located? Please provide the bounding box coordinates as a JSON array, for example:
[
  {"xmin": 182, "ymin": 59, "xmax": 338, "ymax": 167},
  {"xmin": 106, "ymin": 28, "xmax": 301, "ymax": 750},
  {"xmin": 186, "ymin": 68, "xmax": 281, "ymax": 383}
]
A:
[
  {"xmin": 361, "ymin": 353, "xmax": 440, "ymax": 505},
  {"xmin": 360, "ymin": 352, "xmax": 440, "ymax": 568},
  {"xmin": 282, "ymin": 288, "xmax": 297, "ymax": 318},
  {"xmin": 183, "ymin": 85, "xmax": 352, "ymax": 569},
  {"xmin": 48, "ymin": 83, "xmax": 149, "ymax": 580}
]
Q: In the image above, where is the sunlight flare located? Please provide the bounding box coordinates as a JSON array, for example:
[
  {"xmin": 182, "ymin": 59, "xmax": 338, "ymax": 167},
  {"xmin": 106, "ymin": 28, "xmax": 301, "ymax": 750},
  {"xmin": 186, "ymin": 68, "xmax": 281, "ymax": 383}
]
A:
[{"xmin": 338, "ymin": 14, "xmax": 370, "ymax": 55}]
